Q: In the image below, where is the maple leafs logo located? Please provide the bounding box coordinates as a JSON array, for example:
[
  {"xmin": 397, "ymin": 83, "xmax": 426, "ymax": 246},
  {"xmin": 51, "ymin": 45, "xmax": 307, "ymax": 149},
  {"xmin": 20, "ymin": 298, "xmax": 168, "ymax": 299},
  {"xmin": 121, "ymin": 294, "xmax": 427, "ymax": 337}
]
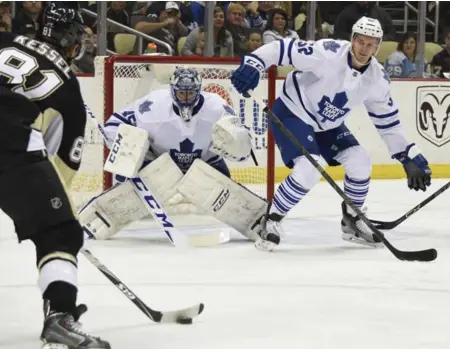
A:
[
  {"xmin": 322, "ymin": 40, "xmax": 340, "ymax": 53},
  {"xmin": 169, "ymin": 138, "xmax": 202, "ymax": 172},
  {"xmin": 317, "ymin": 92, "xmax": 350, "ymax": 122},
  {"xmin": 139, "ymin": 100, "xmax": 153, "ymax": 114}
]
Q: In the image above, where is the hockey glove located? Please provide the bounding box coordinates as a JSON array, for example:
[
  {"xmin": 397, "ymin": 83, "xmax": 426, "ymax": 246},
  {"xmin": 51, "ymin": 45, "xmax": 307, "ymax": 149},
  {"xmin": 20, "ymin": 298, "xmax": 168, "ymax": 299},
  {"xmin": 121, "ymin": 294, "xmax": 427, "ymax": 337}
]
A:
[
  {"xmin": 231, "ymin": 54, "xmax": 265, "ymax": 95},
  {"xmin": 392, "ymin": 143, "xmax": 431, "ymax": 191}
]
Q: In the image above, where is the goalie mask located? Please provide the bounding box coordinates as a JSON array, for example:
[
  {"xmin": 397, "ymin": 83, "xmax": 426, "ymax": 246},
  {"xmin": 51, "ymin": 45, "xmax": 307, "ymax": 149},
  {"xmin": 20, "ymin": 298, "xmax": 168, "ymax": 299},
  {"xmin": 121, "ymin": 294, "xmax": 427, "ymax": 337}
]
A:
[{"xmin": 170, "ymin": 68, "xmax": 202, "ymax": 122}]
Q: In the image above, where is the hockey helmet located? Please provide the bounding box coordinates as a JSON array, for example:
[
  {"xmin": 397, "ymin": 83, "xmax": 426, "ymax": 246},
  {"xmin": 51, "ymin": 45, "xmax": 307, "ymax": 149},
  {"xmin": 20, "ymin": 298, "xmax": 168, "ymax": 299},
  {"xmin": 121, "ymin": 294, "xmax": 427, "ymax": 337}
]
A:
[
  {"xmin": 37, "ymin": 2, "xmax": 85, "ymax": 61},
  {"xmin": 170, "ymin": 68, "xmax": 202, "ymax": 122},
  {"xmin": 351, "ymin": 16, "xmax": 383, "ymax": 55}
]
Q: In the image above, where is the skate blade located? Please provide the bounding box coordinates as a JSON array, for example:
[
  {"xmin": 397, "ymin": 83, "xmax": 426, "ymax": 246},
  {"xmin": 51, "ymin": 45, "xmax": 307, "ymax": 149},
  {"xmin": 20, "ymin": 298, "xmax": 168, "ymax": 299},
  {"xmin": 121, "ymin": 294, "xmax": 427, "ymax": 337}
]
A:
[
  {"xmin": 42, "ymin": 343, "xmax": 106, "ymax": 349},
  {"xmin": 42, "ymin": 343, "xmax": 69, "ymax": 349},
  {"xmin": 342, "ymin": 233, "xmax": 383, "ymax": 248},
  {"xmin": 255, "ymin": 237, "xmax": 278, "ymax": 252}
]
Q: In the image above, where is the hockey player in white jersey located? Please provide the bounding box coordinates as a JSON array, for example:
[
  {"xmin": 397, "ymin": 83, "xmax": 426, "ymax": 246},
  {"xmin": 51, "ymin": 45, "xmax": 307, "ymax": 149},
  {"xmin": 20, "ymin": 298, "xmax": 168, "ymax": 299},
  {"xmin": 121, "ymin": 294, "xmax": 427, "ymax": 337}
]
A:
[
  {"xmin": 231, "ymin": 16, "xmax": 432, "ymax": 252},
  {"xmin": 79, "ymin": 67, "xmax": 268, "ymax": 242}
]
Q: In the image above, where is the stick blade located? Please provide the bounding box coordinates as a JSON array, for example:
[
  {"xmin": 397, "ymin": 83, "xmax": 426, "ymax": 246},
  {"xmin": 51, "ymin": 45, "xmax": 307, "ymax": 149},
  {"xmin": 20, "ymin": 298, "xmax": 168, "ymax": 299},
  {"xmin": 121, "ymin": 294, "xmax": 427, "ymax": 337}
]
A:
[
  {"xmin": 369, "ymin": 219, "xmax": 397, "ymax": 230},
  {"xmin": 154, "ymin": 303, "xmax": 205, "ymax": 323},
  {"xmin": 395, "ymin": 248, "xmax": 437, "ymax": 262}
]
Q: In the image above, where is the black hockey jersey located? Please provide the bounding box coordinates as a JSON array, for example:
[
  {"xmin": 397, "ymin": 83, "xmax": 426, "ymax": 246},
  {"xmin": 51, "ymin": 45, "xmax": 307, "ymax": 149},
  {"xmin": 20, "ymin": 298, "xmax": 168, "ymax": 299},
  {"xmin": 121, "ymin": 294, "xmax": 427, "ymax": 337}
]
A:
[{"xmin": 0, "ymin": 31, "xmax": 86, "ymax": 173}]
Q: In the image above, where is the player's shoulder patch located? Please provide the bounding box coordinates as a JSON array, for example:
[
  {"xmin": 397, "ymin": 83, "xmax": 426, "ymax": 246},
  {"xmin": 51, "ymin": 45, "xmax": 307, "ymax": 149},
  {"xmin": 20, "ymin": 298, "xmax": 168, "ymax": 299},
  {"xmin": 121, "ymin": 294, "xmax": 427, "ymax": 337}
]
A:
[
  {"xmin": 138, "ymin": 99, "xmax": 153, "ymax": 114},
  {"xmin": 370, "ymin": 58, "xmax": 391, "ymax": 84},
  {"xmin": 321, "ymin": 40, "xmax": 342, "ymax": 53}
]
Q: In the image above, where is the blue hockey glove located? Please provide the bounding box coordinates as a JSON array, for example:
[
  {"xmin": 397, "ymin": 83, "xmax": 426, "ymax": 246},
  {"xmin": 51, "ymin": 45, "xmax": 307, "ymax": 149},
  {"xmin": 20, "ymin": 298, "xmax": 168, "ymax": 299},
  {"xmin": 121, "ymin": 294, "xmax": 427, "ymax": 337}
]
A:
[
  {"xmin": 231, "ymin": 54, "xmax": 265, "ymax": 95},
  {"xmin": 392, "ymin": 143, "xmax": 431, "ymax": 191}
]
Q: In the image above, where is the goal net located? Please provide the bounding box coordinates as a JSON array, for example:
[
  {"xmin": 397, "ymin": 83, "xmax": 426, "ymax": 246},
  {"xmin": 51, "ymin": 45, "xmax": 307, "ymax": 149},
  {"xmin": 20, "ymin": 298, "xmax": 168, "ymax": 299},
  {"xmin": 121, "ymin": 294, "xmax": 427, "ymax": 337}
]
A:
[{"xmin": 72, "ymin": 56, "xmax": 275, "ymax": 214}]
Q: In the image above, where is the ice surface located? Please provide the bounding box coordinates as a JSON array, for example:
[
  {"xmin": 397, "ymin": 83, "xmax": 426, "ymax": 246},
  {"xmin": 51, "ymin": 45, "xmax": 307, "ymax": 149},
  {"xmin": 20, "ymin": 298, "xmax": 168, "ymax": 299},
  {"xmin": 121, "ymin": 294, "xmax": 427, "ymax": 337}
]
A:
[{"xmin": 1, "ymin": 180, "xmax": 449, "ymax": 349}]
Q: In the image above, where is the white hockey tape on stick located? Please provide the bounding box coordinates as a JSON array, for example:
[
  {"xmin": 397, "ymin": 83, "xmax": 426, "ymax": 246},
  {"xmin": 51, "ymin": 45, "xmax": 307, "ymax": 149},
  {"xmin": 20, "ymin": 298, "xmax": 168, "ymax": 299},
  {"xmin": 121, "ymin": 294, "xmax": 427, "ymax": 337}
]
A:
[{"xmin": 84, "ymin": 104, "xmax": 229, "ymax": 247}]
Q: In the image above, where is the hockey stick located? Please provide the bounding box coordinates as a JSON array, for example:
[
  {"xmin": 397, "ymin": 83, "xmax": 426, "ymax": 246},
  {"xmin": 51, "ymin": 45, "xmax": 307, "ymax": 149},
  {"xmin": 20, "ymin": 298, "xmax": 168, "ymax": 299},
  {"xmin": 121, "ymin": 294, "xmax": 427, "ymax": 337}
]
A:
[
  {"xmin": 83, "ymin": 104, "xmax": 230, "ymax": 247},
  {"xmin": 81, "ymin": 248, "xmax": 204, "ymax": 323},
  {"xmin": 248, "ymin": 93, "xmax": 437, "ymax": 262},
  {"xmin": 369, "ymin": 180, "xmax": 450, "ymax": 230}
]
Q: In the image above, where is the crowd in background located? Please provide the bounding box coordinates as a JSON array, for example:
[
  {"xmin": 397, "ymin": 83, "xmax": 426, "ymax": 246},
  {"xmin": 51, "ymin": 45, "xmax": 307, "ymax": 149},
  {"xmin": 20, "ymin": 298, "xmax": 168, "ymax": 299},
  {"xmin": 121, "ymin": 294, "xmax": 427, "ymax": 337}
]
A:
[{"xmin": 0, "ymin": 1, "xmax": 450, "ymax": 78}]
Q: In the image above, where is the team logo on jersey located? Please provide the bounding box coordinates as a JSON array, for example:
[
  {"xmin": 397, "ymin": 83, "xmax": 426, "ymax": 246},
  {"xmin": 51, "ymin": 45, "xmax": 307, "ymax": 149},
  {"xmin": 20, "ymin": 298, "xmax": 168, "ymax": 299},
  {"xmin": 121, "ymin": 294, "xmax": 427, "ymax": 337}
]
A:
[
  {"xmin": 322, "ymin": 40, "xmax": 340, "ymax": 53},
  {"xmin": 416, "ymin": 86, "xmax": 450, "ymax": 147},
  {"xmin": 169, "ymin": 138, "xmax": 202, "ymax": 172},
  {"xmin": 139, "ymin": 100, "xmax": 153, "ymax": 114},
  {"xmin": 317, "ymin": 92, "xmax": 350, "ymax": 122}
]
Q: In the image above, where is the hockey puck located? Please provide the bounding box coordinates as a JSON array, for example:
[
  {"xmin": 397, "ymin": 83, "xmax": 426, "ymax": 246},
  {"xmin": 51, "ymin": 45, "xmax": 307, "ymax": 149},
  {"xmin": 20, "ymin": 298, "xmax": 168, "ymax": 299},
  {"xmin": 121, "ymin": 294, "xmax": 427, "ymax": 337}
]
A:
[{"xmin": 176, "ymin": 318, "xmax": 193, "ymax": 325}]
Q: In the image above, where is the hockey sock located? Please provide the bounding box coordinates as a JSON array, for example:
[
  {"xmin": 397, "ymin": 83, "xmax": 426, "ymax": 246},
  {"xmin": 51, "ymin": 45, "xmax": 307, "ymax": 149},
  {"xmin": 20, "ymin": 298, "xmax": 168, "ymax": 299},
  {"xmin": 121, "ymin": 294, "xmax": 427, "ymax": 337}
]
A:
[
  {"xmin": 270, "ymin": 174, "xmax": 309, "ymax": 216},
  {"xmin": 343, "ymin": 175, "xmax": 370, "ymax": 209},
  {"xmin": 39, "ymin": 259, "xmax": 78, "ymax": 314}
]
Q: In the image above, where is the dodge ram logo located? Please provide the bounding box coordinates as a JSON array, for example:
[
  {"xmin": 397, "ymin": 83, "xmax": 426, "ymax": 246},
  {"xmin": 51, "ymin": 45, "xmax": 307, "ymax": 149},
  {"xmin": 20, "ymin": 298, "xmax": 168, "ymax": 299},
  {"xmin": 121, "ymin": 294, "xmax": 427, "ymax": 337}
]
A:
[{"xmin": 416, "ymin": 86, "xmax": 450, "ymax": 147}]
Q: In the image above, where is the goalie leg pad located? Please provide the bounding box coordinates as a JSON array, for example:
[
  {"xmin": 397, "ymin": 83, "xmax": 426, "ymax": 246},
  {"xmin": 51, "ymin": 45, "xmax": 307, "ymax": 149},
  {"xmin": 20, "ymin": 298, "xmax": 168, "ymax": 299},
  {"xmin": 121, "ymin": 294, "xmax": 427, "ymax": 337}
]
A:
[
  {"xmin": 78, "ymin": 181, "xmax": 149, "ymax": 240},
  {"xmin": 138, "ymin": 152, "xmax": 184, "ymax": 203},
  {"xmin": 177, "ymin": 159, "xmax": 268, "ymax": 241},
  {"xmin": 79, "ymin": 153, "xmax": 185, "ymax": 240}
]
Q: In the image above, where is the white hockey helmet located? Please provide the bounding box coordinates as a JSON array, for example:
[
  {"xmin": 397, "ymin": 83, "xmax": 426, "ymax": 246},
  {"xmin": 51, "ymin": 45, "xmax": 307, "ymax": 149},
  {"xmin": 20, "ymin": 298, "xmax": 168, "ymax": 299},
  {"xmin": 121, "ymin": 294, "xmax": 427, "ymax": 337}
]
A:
[{"xmin": 351, "ymin": 16, "xmax": 383, "ymax": 54}]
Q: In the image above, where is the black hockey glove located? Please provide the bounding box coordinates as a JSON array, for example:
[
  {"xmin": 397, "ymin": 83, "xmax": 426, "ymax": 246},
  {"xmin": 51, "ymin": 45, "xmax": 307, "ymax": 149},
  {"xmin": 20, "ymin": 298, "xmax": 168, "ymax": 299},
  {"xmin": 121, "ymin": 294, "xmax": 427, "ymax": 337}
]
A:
[{"xmin": 392, "ymin": 144, "xmax": 431, "ymax": 191}]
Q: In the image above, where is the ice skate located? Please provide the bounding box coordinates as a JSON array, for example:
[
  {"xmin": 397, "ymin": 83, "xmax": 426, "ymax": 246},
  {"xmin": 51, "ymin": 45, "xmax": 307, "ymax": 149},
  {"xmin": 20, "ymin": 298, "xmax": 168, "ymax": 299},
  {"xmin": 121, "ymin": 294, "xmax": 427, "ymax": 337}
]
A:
[
  {"xmin": 255, "ymin": 212, "xmax": 284, "ymax": 252},
  {"xmin": 41, "ymin": 308, "xmax": 110, "ymax": 349},
  {"xmin": 341, "ymin": 202, "xmax": 383, "ymax": 248}
]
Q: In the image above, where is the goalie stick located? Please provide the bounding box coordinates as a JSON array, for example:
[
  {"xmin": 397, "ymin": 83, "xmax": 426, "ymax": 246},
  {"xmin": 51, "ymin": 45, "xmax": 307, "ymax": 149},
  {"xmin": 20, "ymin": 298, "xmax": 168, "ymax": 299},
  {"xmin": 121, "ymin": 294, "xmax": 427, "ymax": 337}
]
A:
[
  {"xmin": 247, "ymin": 93, "xmax": 437, "ymax": 262},
  {"xmin": 84, "ymin": 104, "xmax": 230, "ymax": 248},
  {"xmin": 369, "ymin": 180, "xmax": 450, "ymax": 230},
  {"xmin": 81, "ymin": 248, "xmax": 204, "ymax": 323}
]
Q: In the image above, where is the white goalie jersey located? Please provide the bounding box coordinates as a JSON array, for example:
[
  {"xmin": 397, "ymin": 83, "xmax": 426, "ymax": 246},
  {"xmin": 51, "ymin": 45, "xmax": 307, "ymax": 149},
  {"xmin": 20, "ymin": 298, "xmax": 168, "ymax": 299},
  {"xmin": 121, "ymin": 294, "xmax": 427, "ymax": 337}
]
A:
[{"xmin": 104, "ymin": 89, "xmax": 237, "ymax": 173}]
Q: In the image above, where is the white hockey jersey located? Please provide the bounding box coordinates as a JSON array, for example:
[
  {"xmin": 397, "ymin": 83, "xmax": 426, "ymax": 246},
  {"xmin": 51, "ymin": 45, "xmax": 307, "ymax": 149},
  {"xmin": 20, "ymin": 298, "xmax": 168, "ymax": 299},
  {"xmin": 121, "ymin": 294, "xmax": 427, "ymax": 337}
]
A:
[
  {"xmin": 251, "ymin": 38, "xmax": 410, "ymax": 156},
  {"xmin": 104, "ymin": 89, "xmax": 230, "ymax": 172}
]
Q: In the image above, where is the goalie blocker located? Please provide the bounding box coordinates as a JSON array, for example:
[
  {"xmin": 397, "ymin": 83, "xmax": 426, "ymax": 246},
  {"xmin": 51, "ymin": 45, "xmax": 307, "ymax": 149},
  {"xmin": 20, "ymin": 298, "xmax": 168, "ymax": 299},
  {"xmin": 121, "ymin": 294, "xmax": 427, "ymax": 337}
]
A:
[{"xmin": 79, "ymin": 120, "xmax": 266, "ymax": 241}]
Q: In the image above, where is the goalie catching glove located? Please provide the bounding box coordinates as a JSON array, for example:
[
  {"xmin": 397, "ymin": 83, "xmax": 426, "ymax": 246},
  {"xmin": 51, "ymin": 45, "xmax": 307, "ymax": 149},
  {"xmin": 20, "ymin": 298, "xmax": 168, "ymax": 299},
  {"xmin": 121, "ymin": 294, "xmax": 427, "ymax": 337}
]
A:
[{"xmin": 209, "ymin": 112, "xmax": 252, "ymax": 162}]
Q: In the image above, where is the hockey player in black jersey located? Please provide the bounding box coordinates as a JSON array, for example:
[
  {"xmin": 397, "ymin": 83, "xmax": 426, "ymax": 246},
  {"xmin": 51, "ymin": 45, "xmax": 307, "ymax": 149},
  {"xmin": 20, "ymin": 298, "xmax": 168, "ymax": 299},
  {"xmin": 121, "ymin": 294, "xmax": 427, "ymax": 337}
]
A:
[{"xmin": 0, "ymin": 3, "xmax": 110, "ymax": 349}]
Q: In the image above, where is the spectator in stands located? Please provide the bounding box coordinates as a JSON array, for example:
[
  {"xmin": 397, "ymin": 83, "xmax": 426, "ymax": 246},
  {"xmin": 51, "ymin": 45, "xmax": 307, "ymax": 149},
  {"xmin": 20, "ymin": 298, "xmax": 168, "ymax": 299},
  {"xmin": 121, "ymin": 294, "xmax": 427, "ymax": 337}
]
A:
[
  {"xmin": 247, "ymin": 29, "xmax": 263, "ymax": 52},
  {"xmin": 263, "ymin": 8, "xmax": 298, "ymax": 44},
  {"xmin": 292, "ymin": 2, "xmax": 325, "ymax": 40},
  {"xmin": 140, "ymin": 1, "xmax": 197, "ymax": 31},
  {"xmin": 226, "ymin": 2, "xmax": 250, "ymax": 57},
  {"xmin": 134, "ymin": 1, "xmax": 188, "ymax": 55},
  {"xmin": 12, "ymin": 1, "xmax": 42, "ymax": 38},
  {"xmin": 106, "ymin": 1, "xmax": 130, "ymax": 52},
  {"xmin": 0, "ymin": 1, "xmax": 11, "ymax": 32},
  {"xmin": 333, "ymin": 2, "xmax": 396, "ymax": 41},
  {"xmin": 385, "ymin": 32, "xmax": 428, "ymax": 78},
  {"xmin": 72, "ymin": 26, "xmax": 96, "ymax": 74},
  {"xmin": 181, "ymin": 6, "xmax": 233, "ymax": 57},
  {"xmin": 430, "ymin": 29, "xmax": 450, "ymax": 78},
  {"xmin": 190, "ymin": 1, "xmax": 205, "ymax": 27}
]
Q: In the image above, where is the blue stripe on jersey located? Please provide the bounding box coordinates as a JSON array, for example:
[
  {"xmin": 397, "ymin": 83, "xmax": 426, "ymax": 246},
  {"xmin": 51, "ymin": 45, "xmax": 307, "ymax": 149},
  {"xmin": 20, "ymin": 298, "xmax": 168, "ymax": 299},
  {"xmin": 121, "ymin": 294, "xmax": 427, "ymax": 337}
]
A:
[
  {"xmin": 282, "ymin": 81, "xmax": 295, "ymax": 103},
  {"xmin": 368, "ymin": 110, "xmax": 399, "ymax": 118},
  {"xmin": 278, "ymin": 39, "xmax": 285, "ymax": 66},
  {"xmin": 104, "ymin": 122, "xmax": 121, "ymax": 127},
  {"xmin": 287, "ymin": 39, "xmax": 295, "ymax": 66},
  {"xmin": 292, "ymin": 72, "xmax": 324, "ymax": 130},
  {"xmin": 374, "ymin": 120, "xmax": 400, "ymax": 129},
  {"xmin": 247, "ymin": 53, "xmax": 266, "ymax": 69}
]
